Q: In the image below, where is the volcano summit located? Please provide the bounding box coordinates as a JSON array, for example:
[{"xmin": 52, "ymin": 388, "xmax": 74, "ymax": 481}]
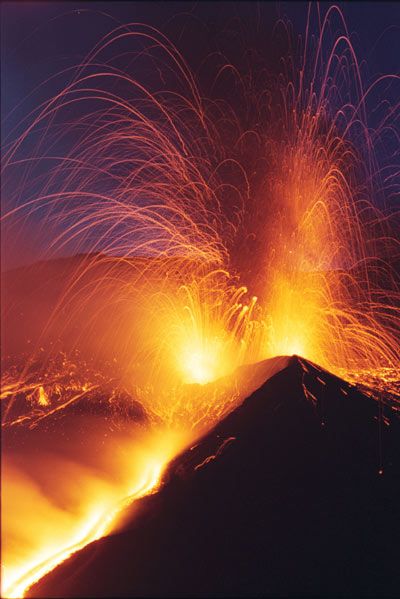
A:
[{"xmin": 28, "ymin": 356, "xmax": 400, "ymax": 598}]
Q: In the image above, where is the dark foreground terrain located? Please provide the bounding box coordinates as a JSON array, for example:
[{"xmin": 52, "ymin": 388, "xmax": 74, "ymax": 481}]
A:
[{"xmin": 29, "ymin": 355, "xmax": 400, "ymax": 598}]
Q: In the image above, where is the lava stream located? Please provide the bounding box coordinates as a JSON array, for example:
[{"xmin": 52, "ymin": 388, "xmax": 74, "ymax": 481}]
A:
[{"xmin": 1, "ymin": 429, "xmax": 185, "ymax": 599}]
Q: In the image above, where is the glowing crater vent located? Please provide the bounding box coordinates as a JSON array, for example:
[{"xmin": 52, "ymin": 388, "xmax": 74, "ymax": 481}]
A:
[{"xmin": 180, "ymin": 338, "xmax": 227, "ymax": 385}]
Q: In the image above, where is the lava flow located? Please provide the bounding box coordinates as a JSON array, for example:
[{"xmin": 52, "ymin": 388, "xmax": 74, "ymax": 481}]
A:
[
  {"xmin": 2, "ymin": 397, "xmax": 187, "ymax": 599},
  {"xmin": 1, "ymin": 4, "xmax": 399, "ymax": 599},
  {"xmin": 3, "ymin": 453, "xmax": 165, "ymax": 599}
]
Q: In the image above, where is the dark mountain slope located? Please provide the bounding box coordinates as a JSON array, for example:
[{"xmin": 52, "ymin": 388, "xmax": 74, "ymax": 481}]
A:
[{"xmin": 29, "ymin": 356, "xmax": 400, "ymax": 598}]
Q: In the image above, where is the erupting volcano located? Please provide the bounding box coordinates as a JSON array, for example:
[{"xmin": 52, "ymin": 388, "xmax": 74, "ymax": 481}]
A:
[{"xmin": 1, "ymin": 2, "xmax": 399, "ymax": 598}]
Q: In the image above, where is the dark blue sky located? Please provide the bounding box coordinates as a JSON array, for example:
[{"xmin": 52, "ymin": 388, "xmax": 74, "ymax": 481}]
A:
[
  {"xmin": 1, "ymin": 2, "xmax": 399, "ymax": 268},
  {"xmin": 2, "ymin": 2, "xmax": 399, "ymax": 130}
]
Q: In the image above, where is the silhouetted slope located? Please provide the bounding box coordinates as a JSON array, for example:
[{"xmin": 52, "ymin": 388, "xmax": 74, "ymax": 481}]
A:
[{"xmin": 28, "ymin": 356, "xmax": 400, "ymax": 598}]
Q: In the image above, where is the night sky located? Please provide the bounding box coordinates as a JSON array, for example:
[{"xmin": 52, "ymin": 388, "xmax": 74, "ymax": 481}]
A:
[
  {"xmin": 2, "ymin": 2, "xmax": 399, "ymax": 133},
  {"xmin": 1, "ymin": 1, "xmax": 399, "ymax": 267}
]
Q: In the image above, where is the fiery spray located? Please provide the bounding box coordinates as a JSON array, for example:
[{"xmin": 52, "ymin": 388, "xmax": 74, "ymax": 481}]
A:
[{"xmin": 1, "ymin": 5, "xmax": 399, "ymax": 598}]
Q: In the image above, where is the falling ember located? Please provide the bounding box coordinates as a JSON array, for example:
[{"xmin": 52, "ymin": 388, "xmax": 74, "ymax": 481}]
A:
[
  {"xmin": 35, "ymin": 386, "xmax": 49, "ymax": 407},
  {"xmin": 1, "ymin": 4, "xmax": 399, "ymax": 599}
]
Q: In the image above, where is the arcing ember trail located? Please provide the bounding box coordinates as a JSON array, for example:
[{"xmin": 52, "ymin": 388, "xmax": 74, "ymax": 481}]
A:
[{"xmin": 1, "ymin": 5, "xmax": 399, "ymax": 598}]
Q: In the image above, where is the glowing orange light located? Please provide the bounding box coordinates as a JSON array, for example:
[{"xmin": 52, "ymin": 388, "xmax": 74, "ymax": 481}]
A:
[
  {"xmin": 1, "ymin": 431, "xmax": 186, "ymax": 599},
  {"xmin": 1, "ymin": 6, "xmax": 399, "ymax": 598},
  {"xmin": 181, "ymin": 339, "xmax": 223, "ymax": 384}
]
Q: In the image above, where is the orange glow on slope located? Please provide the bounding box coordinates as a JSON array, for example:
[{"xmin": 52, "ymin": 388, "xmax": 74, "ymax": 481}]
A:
[
  {"xmin": 1, "ymin": 429, "xmax": 186, "ymax": 599},
  {"xmin": 3, "ymin": 465, "xmax": 161, "ymax": 599}
]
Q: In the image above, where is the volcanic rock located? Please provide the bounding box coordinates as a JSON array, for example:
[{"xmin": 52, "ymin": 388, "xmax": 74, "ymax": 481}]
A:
[{"xmin": 28, "ymin": 356, "xmax": 400, "ymax": 597}]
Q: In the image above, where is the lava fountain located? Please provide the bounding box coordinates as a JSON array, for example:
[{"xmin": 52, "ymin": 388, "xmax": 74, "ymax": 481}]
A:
[{"xmin": 1, "ymin": 5, "xmax": 399, "ymax": 598}]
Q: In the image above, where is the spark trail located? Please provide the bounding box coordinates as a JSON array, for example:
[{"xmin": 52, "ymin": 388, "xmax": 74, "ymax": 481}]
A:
[{"xmin": 1, "ymin": 5, "xmax": 399, "ymax": 598}]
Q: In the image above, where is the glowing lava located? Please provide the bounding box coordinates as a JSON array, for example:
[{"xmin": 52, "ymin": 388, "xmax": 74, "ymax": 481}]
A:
[
  {"xmin": 1, "ymin": 428, "xmax": 186, "ymax": 599},
  {"xmin": 1, "ymin": 4, "xmax": 399, "ymax": 599}
]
